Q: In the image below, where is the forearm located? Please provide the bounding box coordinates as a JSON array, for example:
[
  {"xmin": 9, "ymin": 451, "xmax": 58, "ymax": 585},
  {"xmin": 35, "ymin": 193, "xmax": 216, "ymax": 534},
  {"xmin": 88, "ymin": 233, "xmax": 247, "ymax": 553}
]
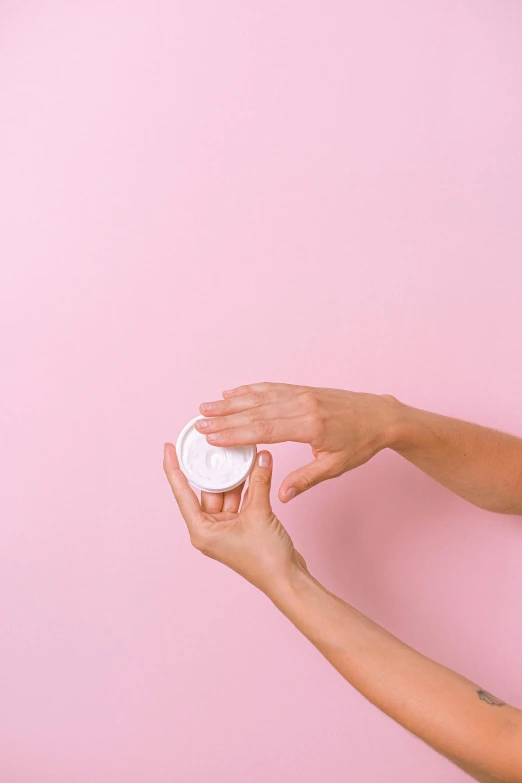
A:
[
  {"xmin": 388, "ymin": 401, "xmax": 522, "ymax": 514},
  {"xmin": 268, "ymin": 567, "xmax": 522, "ymax": 783}
]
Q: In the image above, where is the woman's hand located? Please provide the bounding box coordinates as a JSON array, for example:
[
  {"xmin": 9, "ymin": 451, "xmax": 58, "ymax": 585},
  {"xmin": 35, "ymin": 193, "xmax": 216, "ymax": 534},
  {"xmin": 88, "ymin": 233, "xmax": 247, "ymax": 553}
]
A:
[
  {"xmin": 163, "ymin": 443, "xmax": 304, "ymax": 595},
  {"xmin": 194, "ymin": 383, "xmax": 402, "ymax": 502}
]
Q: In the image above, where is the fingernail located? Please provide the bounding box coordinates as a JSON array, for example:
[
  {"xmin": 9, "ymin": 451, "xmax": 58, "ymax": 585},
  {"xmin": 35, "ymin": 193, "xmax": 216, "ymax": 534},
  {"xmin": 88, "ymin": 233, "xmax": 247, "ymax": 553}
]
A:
[
  {"xmin": 223, "ymin": 388, "xmax": 236, "ymax": 395},
  {"xmin": 286, "ymin": 487, "xmax": 296, "ymax": 501},
  {"xmin": 258, "ymin": 452, "xmax": 271, "ymax": 468},
  {"xmin": 201, "ymin": 402, "xmax": 216, "ymax": 411},
  {"xmin": 207, "ymin": 433, "xmax": 220, "ymax": 443},
  {"xmin": 197, "ymin": 419, "xmax": 210, "ymax": 429}
]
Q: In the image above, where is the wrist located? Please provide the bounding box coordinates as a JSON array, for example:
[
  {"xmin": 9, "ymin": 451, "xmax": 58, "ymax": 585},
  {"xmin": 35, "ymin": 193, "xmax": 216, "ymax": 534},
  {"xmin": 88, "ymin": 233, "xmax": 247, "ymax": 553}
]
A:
[
  {"xmin": 378, "ymin": 394, "xmax": 415, "ymax": 451},
  {"xmin": 264, "ymin": 560, "xmax": 322, "ymax": 608}
]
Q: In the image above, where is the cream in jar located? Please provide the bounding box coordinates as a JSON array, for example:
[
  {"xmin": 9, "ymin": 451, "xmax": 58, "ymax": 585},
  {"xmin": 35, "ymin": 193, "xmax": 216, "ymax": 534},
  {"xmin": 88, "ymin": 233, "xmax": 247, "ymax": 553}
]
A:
[{"xmin": 176, "ymin": 416, "xmax": 256, "ymax": 493}]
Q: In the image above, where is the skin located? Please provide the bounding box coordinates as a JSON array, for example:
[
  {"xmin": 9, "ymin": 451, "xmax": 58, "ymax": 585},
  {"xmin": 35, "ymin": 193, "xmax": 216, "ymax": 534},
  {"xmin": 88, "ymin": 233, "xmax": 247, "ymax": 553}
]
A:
[
  {"xmin": 195, "ymin": 382, "xmax": 522, "ymax": 513},
  {"xmin": 164, "ymin": 382, "xmax": 522, "ymax": 781},
  {"xmin": 164, "ymin": 445, "xmax": 522, "ymax": 782}
]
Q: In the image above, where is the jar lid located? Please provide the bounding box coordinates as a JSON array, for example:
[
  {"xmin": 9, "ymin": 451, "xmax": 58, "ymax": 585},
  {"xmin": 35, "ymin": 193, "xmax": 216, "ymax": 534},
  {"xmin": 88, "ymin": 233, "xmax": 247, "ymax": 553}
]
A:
[{"xmin": 176, "ymin": 416, "xmax": 256, "ymax": 493}]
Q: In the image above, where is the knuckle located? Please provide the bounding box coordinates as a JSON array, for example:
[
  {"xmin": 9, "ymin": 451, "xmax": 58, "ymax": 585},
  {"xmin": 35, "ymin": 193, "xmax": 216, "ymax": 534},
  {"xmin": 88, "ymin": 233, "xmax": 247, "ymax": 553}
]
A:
[
  {"xmin": 254, "ymin": 419, "xmax": 271, "ymax": 440},
  {"xmin": 302, "ymin": 391, "xmax": 319, "ymax": 412},
  {"xmin": 301, "ymin": 473, "xmax": 316, "ymax": 491},
  {"xmin": 252, "ymin": 471, "xmax": 269, "ymax": 486},
  {"xmin": 330, "ymin": 464, "xmax": 344, "ymax": 478},
  {"xmin": 251, "ymin": 390, "xmax": 265, "ymax": 406},
  {"xmin": 247, "ymin": 407, "xmax": 260, "ymax": 425}
]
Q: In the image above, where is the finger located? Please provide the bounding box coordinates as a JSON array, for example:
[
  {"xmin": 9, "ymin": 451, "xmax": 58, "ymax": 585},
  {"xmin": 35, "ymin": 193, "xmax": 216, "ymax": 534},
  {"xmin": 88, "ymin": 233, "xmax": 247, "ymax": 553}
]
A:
[
  {"xmin": 223, "ymin": 482, "xmax": 245, "ymax": 513},
  {"xmin": 201, "ymin": 491, "xmax": 224, "ymax": 514},
  {"xmin": 163, "ymin": 443, "xmax": 203, "ymax": 529},
  {"xmin": 195, "ymin": 399, "xmax": 307, "ymax": 438},
  {"xmin": 199, "ymin": 388, "xmax": 294, "ymax": 418},
  {"xmin": 278, "ymin": 454, "xmax": 339, "ymax": 502},
  {"xmin": 246, "ymin": 451, "xmax": 273, "ymax": 510},
  {"xmin": 222, "ymin": 382, "xmax": 294, "ymax": 399},
  {"xmin": 200, "ymin": 417, "xmax": 316, "ymax": 447}
]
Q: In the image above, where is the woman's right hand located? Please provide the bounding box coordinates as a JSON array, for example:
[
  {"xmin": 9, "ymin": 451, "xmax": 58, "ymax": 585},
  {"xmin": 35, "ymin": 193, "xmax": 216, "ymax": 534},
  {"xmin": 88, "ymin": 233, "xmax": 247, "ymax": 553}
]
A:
[{"xmin": 194, "ymin": 383, "xmax": 403, "ymax": 502}]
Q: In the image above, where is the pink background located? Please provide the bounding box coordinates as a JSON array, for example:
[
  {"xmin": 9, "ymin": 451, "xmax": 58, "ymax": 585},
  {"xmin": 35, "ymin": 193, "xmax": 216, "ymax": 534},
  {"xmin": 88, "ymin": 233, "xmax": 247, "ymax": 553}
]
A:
[{"xmin": 1, "ymin": 2, "xmax": 521, "ymax": 781}]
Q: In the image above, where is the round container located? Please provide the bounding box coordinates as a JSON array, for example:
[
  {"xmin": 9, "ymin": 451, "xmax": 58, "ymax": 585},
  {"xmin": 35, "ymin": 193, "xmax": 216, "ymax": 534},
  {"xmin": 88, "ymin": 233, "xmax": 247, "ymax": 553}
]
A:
[{"xmin": 176, "ymin": 416, "xmax": 256, "ymax": 493}]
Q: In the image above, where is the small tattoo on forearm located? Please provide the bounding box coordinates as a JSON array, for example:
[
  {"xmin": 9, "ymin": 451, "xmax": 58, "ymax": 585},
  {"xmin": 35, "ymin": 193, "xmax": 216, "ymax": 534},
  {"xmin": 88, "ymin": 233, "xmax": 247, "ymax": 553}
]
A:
[{"xmin": 477, "ymin": 689, "xmax": 505, "ymax": 706}]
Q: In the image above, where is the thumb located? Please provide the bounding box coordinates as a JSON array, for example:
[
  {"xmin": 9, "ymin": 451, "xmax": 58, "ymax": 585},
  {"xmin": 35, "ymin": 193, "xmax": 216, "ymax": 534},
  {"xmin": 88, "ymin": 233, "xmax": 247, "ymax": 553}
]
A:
[
  {"xmin": 279, "ymin": 454, "xmax": 337, "ymax": 502},
  {"xmin": 246, "ymin": 451, "xmax": 273, "ymax": 510}
]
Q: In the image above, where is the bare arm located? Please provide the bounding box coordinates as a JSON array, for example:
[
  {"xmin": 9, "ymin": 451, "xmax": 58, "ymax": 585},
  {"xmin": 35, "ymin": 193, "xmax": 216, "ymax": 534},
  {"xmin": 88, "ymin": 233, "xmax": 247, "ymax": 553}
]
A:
[
  {"xmin": 196, "ymin": 383, "xmax": 522, "ymax": 513},
  {"xmin": 164, "ymin": 445, "xmax": 522, "ymax": 783},
  {"xmin": 272, "ymin": 568, "xmax": 522, "ymax": 783},
  {"xmin": 391, "ymin": 404, "xmax": 522, "ymax": 514}
]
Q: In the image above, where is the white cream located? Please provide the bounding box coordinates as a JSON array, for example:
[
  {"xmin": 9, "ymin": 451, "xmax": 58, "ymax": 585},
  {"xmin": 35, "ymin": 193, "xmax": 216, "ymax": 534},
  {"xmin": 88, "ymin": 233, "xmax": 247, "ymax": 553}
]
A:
[{"xmin": 176, "ymin": 416, "xmax": 255, "ymax": 492}]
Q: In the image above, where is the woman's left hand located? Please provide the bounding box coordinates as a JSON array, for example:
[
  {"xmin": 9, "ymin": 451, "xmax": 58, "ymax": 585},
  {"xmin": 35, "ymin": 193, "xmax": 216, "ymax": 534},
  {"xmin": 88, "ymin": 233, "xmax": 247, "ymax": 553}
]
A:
[{"xmin": 163, "ymin": 444, "xmax": 305, "ymax": 595}]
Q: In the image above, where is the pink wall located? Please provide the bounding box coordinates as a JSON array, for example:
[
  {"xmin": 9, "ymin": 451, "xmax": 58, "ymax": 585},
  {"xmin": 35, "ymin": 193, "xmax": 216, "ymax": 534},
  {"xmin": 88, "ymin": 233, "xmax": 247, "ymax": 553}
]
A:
[{"xmin": 1, "ymin": 2, "xmax": 521, "ymax": 781}]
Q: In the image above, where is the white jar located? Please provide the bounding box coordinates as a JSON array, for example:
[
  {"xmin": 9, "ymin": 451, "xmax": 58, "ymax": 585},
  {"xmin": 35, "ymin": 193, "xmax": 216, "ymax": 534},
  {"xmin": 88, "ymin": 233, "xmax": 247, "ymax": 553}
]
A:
[{"xmin": 176, "ymin": 416, "xmax": 256, "ymax": 493}]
